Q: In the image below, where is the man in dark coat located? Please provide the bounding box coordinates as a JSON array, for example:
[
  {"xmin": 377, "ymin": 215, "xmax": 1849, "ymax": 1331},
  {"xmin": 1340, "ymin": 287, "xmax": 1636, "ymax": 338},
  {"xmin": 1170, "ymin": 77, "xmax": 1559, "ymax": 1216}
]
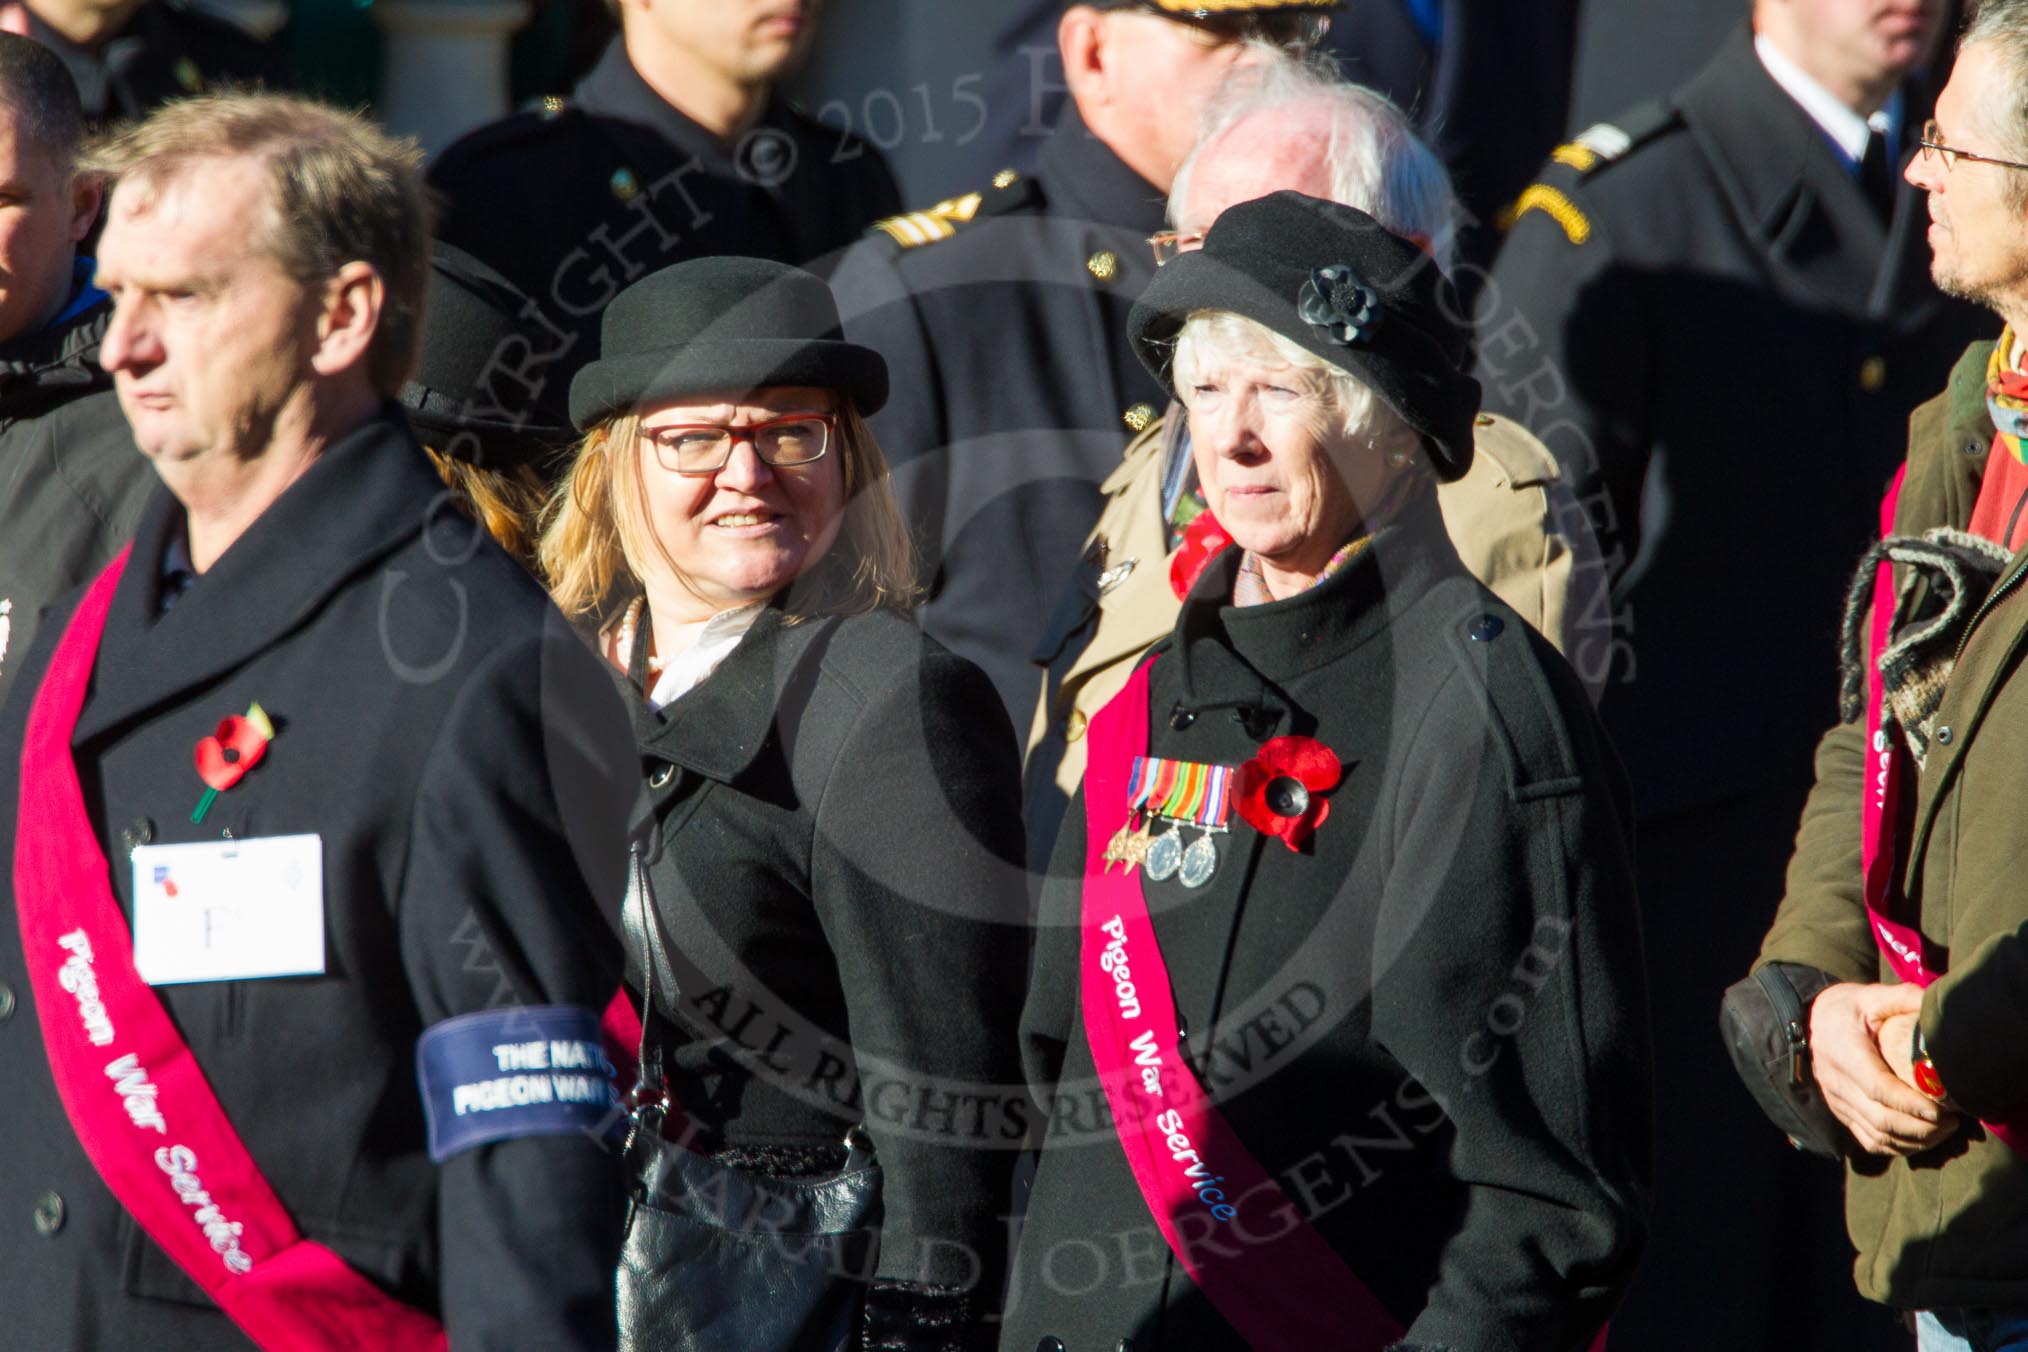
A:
[
  {"xmin": 11, "ymin": 0, "xmax": 289, "ymax": 124},
  {"xmin": 427, "ymin": 0, "xmax": 901, "ymax": 431},
  {"xmin": 831, "ymin": 0, "xmax": 1332, "ymax": 734},
  {"xmin": 0, "ymin": 33, "xmax": 154, "ymax": 705},
  {"xmin": 0, "ymin": 93, "xmax": 636, "ymax": 1350},
  {"xmin": 1474, "ymin": 2, "xmax": 1982, "ymax": 1345}
]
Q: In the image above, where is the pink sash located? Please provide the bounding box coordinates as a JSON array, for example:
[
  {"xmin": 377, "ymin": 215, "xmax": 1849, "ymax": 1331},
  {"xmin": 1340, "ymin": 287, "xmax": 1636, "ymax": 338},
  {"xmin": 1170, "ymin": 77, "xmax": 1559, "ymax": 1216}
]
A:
[
  {"xmin": 1079, "ymin": 660, "xmax": 1405, "ymax": 1349},
  {"xmin": 1861, "ymin": 468, "xmax": 2028, "ymax": 1154},
  {"xmin": 13, "ymin": 550, "xmax": 448, "ymax": 1350}
]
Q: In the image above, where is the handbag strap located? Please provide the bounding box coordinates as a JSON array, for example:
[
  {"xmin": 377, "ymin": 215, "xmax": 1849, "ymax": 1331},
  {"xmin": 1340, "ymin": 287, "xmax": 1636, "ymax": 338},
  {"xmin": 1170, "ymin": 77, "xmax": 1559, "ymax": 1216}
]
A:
[{"xmin": 620, "ymin": 841, "xmax": 671, "ymax": 1130}]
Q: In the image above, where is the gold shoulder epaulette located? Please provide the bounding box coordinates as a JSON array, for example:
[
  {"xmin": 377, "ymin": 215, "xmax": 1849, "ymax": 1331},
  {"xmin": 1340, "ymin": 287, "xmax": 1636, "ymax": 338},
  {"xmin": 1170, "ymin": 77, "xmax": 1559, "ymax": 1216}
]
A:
[
  {"xmin": 1497, "ymin": 185, "xmax": 1592, "ymax": 246},
  {"xmin": 872, "ymin": 190, "xmax": 986, "ymax": 250}
]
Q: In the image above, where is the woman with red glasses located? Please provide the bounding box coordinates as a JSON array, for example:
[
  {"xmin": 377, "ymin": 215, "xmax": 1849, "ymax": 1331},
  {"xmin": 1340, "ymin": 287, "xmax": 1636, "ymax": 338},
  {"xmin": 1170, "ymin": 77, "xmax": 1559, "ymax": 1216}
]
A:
[{"xmin": 540, "ymin": 255, "xmax": 1028, "ymax": 1351}]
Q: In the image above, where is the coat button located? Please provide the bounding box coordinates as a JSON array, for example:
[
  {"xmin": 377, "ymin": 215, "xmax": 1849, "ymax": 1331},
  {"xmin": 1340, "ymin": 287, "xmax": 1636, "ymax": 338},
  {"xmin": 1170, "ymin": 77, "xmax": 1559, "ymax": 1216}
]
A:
[
  {"xmin": 1936, "ymin": 725, "xmax": 1953, "ymax": 745},
  {"xmin": 1121, "ymin": 402, "xmax": 1155, "ymax": 432},
  {"xmin": 648, "ymin": 764, "xmax": 675, "ymax": 789},
  {"xmin": 1086, "ymin": 250, "xmax": 1120, "ymax": 282},
  {"xmin": 992, "ymin": 167, "xmax": 1019, "ymax": 190},
  {"xmin": 1858, "ymin": 356, "xmax": 1887, "ymax": 393},
  {"xmin": 32, "ymin": 1191, "xmax": 63, "ymax": 1236},
  {"xmin": 1467, "ymin": 614, "xmax": 1505, "ymax": 642},
  {"xmin": 119, "ymin": 818, "xmax": 156, "ymax": 856},
  {"xmin": 610, "ymin": 167, "xmax": 641, "ymax": 202},
  {"xmin": 1065, "ymin": 709, "xmax": 1089, "ymax": 743},
  {"xmin": 0, "ymin": 981, "xmax": 13, "ymax": 1022},
  {"xmin": 1035, "ymin": 1340, "xmax": 1066, "ymax": 1352},
  {"xmin": 1968, "ymin": 441, "xmax": 1986, "ymax": 456},
  {"xmin": 1169, "ymin": 704, "xmax": 1196, "ymax": 731}
]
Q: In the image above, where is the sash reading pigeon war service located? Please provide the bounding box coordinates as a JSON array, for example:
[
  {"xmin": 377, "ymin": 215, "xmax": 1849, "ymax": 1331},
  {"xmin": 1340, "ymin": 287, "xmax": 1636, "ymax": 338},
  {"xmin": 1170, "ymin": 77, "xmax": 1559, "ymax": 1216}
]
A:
[{"xmin": 13, "ymin": 550, "xmax": 448, "ymax": 1351}]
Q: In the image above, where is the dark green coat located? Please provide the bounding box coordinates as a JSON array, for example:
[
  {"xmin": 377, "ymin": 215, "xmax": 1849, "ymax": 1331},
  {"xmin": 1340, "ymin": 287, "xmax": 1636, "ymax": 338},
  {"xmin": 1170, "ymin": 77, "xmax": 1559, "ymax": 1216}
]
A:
[
  {"xmin": 1757, "ymin": 335, "xmax": 2028, "ymax": 1310},
  {"xmin": 625, "ymin": 604, "xmax": 1030, "ymax": 1329},
  {"xmin": 1008, "ymin": 491, "xmax": 1651, "ymax": 1352}
]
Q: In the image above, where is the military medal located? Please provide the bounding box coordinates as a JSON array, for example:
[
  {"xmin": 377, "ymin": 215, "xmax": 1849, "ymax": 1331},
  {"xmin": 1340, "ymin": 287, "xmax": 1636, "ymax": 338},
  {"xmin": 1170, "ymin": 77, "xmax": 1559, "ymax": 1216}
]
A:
[{"xmin": 1126, "ymin": 756, "xmax": 1235, "ymax": 888}]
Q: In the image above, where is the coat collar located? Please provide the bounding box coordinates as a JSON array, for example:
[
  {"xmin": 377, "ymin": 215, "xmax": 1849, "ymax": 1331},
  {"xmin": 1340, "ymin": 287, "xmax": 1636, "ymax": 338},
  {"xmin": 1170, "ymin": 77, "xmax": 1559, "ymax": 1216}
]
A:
[
  {"xmin": 630, "ymin": 602, "xmax": 842, "ymax": 785},
  {"xmin": 74, "ymin": 408, "xmax": 449, "ymax": 744},
  {"xmin": 1675, "ymin": 25, "xmax": 1934, "ymax": 322},
  {"xmin": 1036, "ymin": 102, "xmax": 1171, "ymax": 238},
  {"xmin": 1164, "ymin": 487, "xmax": 1462, "ymax": 730}
]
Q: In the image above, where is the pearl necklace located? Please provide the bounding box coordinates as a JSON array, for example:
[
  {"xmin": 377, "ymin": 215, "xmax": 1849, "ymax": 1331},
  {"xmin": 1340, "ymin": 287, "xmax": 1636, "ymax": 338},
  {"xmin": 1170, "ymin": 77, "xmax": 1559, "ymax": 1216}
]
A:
[{"xmin": 615, "ymin": 597, "xmax": 668, "ymax": 676}]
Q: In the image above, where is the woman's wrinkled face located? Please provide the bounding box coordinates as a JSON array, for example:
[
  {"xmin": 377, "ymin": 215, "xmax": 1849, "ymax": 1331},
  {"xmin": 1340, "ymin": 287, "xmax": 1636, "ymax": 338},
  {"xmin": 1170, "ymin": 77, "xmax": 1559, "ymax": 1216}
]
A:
[
  {"xmin": 635, "ymin": 386, "xmax": 847, "ymax": 617},
  {"xmin": 1182, "ymin": 359, "xmax": 1389, "ymax": 579}
]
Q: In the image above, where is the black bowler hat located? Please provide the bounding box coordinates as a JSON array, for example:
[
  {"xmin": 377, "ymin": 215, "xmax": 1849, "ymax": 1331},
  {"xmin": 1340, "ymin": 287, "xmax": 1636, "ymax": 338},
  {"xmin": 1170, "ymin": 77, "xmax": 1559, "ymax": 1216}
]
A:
[
  {"xmin": 1128, "ymin": 191, "xmax": 1480, "ymax": 482},
  {"xmin": 401, "ymin": 242, "xmax": 572, "ymax": 468},
  {"xmin": 568, "ymin": 257, "xmax": 889, "ymax": 431}
]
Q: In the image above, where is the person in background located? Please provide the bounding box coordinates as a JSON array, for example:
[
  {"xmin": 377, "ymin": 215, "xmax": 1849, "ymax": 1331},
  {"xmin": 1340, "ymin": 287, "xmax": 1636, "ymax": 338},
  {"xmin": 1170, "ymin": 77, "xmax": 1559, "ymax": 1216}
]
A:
[
  {"xmin": 1024, "ymin": 56, "xmax": 1605, "ymax": 870},
  {"xmin": 0, "ymin": 93, "xmax": 635, "ymax": 1350},
  {"xmin": 429, "ymin": 0, "xmax": 901, "ymax": 432},
  {"xmin": 0, "ymin": 31, "xmax": 153, "ymax": 705},
  {"xmin": 4, "ymin": 0, "xmax": 288, "ymax": 124},
  {"xmin": 402, "ymin": 241, "xmax": 572, "ymax": 568},
  {"xmin": 1477, "ymin": 0, "xmax": 1984, "ymax": 1343},
  {"xmin": 832, "ymin": 0, "xmax": 1330, "ymax": 735},
  {"xmin": 1756, "ymin": 5, "xmax": 2028, "ymax": 1347},
  {"xmin": 541, "ymin": 255, "xmax": 1028, "ymax": 1349},
  {"xmin": 1009, "ymin": 191, "xmax": 1648, "ymax": 1351}
]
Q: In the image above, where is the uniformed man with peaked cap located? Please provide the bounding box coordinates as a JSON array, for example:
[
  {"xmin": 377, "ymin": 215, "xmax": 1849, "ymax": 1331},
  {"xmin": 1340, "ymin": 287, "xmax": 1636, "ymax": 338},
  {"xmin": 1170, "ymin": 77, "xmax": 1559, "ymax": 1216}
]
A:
[
  {"xmin": 830, "ymin": 0, "xmax": 1336, "ymax": 735},
  {"xmin": 1475, "ymin": 3, "xmax": 1986, "ymax": 1346},
  {"xmin": 428, "ymin": 0, "xmax": 901, "ymax": 433}
]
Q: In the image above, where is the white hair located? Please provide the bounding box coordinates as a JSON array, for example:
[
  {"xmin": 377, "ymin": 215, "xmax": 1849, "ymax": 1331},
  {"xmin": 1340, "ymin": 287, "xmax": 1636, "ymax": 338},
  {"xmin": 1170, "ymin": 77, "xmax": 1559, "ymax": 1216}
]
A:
[
  {"xmin": 1168, "ymin": 55, "xmax": 1458, "ymax": 274},
  {"xmin": 1169, "ymin": 309, "xmax": 1417, "ymax": 454}
]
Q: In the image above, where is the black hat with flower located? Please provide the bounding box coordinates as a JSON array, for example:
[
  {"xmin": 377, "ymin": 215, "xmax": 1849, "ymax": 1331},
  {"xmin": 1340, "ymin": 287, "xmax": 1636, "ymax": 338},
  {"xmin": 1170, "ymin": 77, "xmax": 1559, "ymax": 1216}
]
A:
[{"xmin": 1126, "ymin": 190, "xmax": 1481, "ymax": 482}]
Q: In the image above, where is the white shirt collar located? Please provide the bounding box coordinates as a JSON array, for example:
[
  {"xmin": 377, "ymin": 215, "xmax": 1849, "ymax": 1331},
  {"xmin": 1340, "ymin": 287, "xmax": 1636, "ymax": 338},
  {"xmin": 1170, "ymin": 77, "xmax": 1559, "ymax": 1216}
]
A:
[
  {"xmin": 1754, "ymin": 32, "xmax": 1892, "ymax": 165},
  {"xmin": 645, "ymin": 602, "xmax": 765, "ymax": 709}
]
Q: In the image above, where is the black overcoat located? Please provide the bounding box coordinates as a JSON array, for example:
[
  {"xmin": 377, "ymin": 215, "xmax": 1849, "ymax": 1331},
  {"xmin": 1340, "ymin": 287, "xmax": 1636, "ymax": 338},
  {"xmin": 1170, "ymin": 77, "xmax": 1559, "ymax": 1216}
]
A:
[
  {"xmin": 623, "ymin": 603, "xmax": 1031, "ymax": 1321},
  {"xmin": 0, "ymin": 412, "xmax": 639, "ymax": 1350},
  {"xmin": 1473, "ymin": 28, "xmax": 1987, "ymax": 1346},
  {"xmin": 830, "ymin": 106, "xmax": 1170, "ymax": 732},
  {"xmin": 428, "ymin": 41, "xmax": 903, "ymax": 429},
  {"xmin": 1006, "ymin": 492, "xmax": 1651, "ymax": 1352}
]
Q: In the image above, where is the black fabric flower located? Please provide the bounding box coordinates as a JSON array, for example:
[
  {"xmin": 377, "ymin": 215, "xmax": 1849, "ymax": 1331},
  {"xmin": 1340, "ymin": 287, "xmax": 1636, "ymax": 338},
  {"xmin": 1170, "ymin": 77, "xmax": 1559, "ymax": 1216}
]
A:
[{"xmin": 1296, "ymin": 264, "xmax": 1381, "ymax": 347}]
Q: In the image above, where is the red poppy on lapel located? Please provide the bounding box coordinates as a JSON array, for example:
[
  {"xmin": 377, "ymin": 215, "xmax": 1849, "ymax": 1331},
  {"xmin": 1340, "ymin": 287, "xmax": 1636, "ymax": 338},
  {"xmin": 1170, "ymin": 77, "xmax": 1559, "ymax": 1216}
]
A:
[
  {"xmin": 1237, "ymin": 735, "xmax": 1340, "ymax": 852},
  {"xmin": 1170, "ymin": 511, "xmax": 1232, "ymax": 600},
  {"xmin": 191, "ymin": 703, "xmax": 274, "ymax": 822}
]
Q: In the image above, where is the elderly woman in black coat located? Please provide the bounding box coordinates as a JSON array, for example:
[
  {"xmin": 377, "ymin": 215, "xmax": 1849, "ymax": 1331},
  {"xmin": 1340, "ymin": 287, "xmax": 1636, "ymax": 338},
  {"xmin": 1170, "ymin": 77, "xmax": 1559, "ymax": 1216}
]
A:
[
  {"xmin": 539, "ymin": 256, "xmax": 1029, "ymax": 1350},
  {"xmin": 1006, "ymin": 193, "xmax": 1651, "ymax": 1352}
]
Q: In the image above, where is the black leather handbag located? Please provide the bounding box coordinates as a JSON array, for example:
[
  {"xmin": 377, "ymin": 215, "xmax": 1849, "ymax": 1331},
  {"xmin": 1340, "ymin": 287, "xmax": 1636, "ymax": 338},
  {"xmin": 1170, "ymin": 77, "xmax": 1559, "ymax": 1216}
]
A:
[
  {"xmin": 1718, "ymin": 960, "xmax": 1855, "ymax": 1160},
  {"xmin": 616, "ymin": 845, "xmax": 884, "ymax": 1352}
]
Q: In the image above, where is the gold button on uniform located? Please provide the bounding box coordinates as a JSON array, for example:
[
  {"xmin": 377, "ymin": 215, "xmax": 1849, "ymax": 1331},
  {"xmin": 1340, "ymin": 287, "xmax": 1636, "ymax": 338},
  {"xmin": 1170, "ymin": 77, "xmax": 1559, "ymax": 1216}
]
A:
[
  {"xmin": 1065, "ymin": 709, "xmax": 1089, "ymax": 743},
  {"xmin": 992, "ymin": 168, "xmax": 1019, "ymax": 190},
  {"xmin": 1859, "ymin": 356, "xmax": 1887, "ymax": 393},
  {"xmin": 540, "ymin": 95, "xmax": 567, "ymax": 120},
  {"xmin": 1087, "ymin": 250, "xmax": 1120, "ymax": 283},
  {"xmin": 1122, "ymin": 403, "xmax": 1155, "ymax": 432},
  {"xmin": 610, "ymin": 168, "xmax": 641, "ymax": 202}
]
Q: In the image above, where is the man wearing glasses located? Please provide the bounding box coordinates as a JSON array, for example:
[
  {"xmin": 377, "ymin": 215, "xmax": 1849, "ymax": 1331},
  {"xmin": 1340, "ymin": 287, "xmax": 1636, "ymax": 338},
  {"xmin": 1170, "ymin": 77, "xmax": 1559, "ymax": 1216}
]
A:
[
  {"xmin": 1759, "ymin": 4, "xmax": 2028, "ymax": 1347},
  {"xmin": 832, "ymin": 1, "xmax": 1325, "ymax": 738},
  {"xmin": 1476, "ymin": 4, "xmax": 1986, "ymax": 1347}
]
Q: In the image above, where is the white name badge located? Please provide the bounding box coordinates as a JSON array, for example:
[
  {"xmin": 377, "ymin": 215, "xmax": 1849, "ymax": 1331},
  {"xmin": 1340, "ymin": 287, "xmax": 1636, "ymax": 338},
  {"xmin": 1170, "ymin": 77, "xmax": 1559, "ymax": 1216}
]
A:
[{"xmin": 130, "ymin": 834, "xmax": 325, "ymax": 986}]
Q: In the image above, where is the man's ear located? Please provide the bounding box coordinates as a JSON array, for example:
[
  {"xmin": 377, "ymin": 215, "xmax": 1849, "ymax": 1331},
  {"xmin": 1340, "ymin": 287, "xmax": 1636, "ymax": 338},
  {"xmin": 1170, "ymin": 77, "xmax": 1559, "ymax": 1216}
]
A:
[
  {"xmin": 1059, "ymin": 5, "xmax": 1111, "ymax": 111},
  {"xmin": 309, "ymin": 260, "xmax": 385, "ymax": 380},
  {"xmin": 66, "ymin": 172, "xmax": 102, "ymax": 246}
]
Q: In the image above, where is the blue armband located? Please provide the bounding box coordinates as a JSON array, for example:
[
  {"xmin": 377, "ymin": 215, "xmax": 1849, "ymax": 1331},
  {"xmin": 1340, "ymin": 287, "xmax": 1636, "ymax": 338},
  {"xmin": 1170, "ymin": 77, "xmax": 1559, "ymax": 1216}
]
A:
[{"xmin": 416, "ymin": 1004, "xmax": 622, "ymax": 1163}]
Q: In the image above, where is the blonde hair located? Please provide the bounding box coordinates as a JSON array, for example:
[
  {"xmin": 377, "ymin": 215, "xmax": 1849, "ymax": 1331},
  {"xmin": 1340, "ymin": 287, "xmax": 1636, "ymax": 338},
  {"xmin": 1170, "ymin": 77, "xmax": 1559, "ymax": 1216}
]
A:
[
  {"xmin": 1170, "ymin": 309, "xmax": 1416, "ymax": 453},
  {"xmin": 424, "ymin": 447, "xmax": 548, "ymax": 569},
  {"xmin": 79, "ymin": 92, "xmax": 431, "ymax": 397},
  {"xmin": 538, "ymin": 400, "xmax": 920, "ymax": 627}
]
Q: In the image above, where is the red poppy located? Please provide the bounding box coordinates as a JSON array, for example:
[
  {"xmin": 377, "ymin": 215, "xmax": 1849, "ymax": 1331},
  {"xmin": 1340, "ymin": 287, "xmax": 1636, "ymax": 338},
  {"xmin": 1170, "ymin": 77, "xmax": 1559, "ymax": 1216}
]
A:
[
  {"xmin": 195, "ymin": 714, "xmax": 269, "ymax": 791},
  {"xmin": 1237, "ymin": 736, "xmax": 1341, "ymax": 852},
  {"xmin": 1169, "ymin": 511, "xmax": 1233, "ymax": 601}
]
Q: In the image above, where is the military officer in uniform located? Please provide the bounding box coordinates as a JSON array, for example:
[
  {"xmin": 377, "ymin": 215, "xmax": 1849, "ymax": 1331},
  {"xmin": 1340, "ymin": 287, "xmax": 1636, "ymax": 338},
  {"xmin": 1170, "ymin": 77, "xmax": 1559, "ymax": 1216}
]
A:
[
  {"xmin": 10, "ymin": 0, "xmax": 289, "ymax": 124},
  {"xmin": 831, "ymin": 0, "xmax": 1335, "ymax": 733},
  {"xmin": 1475, "ymin": 2, "xmax": 1984, "ymax": 1346},
  {"xmin": 0, "ymin": 94, "xmax": 636, "ymax": 1350},
  {"xmin": 428, "ymin": 0, "xmax": 901, "ymax": 432}
]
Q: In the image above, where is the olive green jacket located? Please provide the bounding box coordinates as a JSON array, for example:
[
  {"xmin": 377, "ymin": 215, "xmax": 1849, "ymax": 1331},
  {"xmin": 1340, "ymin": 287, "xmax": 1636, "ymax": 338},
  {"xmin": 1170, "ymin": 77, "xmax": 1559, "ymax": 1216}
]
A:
[{"xmin": 1758, "ymin": 334, "xmax": 2028, "ymax": 1308}]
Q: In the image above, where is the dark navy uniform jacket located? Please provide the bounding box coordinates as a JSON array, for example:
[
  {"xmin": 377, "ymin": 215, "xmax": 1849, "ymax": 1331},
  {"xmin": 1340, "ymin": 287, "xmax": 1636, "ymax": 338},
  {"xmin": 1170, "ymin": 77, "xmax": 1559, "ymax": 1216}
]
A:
[
  {"xmin": 429, "ymin": 40, "xmax": 902, "ymax": 429},
  {"xmin": 831, "ymin": 106, "xmax": 1169, "ymax": 733},
  {"xmin": 0, "ymin": 412, "xmax": 639, "ymax": 1350}
]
